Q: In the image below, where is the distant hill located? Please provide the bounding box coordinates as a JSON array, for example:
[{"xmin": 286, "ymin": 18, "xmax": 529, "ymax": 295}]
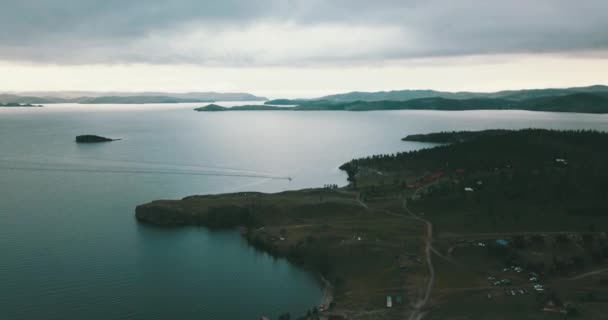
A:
[
  {"xmin": 0, "ymin": 94, "xmax": 71, "ymax": 104},
  {"xmin": 516, "ymin": 92, "xmax": 608, "ymax": 113},
  {"xmin": 0, "ymin": 91, "xmax": 267, "ymax": 104},
  {"xmin": 485, "ymin": 85, "xmax": 608, "ymax": 100},
  {"xmin": 195, "ymin": 104, "xmax": 228, "ymax": 111},
  {"xmin": 335, "ymin": 97, "xmax": 515, "ymax": 111},
  {"xmin": 318, "ymin": 90, "xmax": 480, "ymax": 102},
  {"xmin": 264, "ymin": 99, "xmax": 314, "ymax": 105},
  {"xmin": 78, "ymin": 96, "xmax": 213, "ymax": 104},
  {"xmin": 311, "ymin": 85, "xmax": 608, "ymax": 102},
  {"xmin": 203, "ymin": 93, "xmax": 608, "ymax": 114}
]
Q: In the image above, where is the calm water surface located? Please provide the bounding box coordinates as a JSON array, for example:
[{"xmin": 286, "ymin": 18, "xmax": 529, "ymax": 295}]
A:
[{"xmin": 1, "ymin": 102, "xmax": 608, "ymax": 319}]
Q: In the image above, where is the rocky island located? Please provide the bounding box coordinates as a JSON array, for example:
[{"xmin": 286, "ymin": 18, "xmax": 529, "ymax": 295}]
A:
[{"xmin": 75, "ymin": 135, "xmax": 120, "ymax": 143}]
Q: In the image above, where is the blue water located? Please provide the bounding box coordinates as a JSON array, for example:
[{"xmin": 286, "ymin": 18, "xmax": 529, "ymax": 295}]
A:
[{"xmin": 1, "ymin": 103, "xmax": 608, "ymax": 319}]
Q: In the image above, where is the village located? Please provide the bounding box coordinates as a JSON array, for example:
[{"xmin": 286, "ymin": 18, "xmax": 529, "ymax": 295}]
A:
[{"xmin": 334, "ymin": 130, "xmax": 608, "ymax": 319}]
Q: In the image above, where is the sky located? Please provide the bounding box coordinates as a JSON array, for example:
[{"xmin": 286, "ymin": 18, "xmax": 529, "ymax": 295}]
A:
[{"xmin": 1, "ymin": 0, "xmax": 607, "ymax": 98}]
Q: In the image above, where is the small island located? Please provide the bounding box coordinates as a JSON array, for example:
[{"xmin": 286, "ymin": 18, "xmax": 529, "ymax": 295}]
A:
[{"xmin": 75, "ymin": 135, "xmax": 120, "ymax": 143}]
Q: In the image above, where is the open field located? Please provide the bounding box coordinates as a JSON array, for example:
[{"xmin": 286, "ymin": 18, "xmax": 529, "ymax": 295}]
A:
[{"xmin": 137, "ymin": 189, "xmax": 427, "ymax": 317}]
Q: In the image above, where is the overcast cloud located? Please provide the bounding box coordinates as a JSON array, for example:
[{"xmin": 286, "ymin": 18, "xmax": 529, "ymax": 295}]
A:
[{"xmin": 2, "ymin": 0, "xmax": 607, "ymax": 65}]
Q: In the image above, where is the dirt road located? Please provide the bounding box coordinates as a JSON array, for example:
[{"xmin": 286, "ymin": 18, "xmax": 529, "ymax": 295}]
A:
[{"xmin": 403, "ymin": 200, "xmax": 435, "ymax": 320}]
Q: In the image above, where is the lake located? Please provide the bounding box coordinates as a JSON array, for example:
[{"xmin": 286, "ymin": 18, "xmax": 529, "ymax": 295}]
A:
[{"xmin": 1, "ymin": 102, "xmax": 608, "ymax": 319}]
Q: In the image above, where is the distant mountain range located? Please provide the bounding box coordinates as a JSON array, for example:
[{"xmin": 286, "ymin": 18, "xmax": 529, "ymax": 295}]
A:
[
  {"xmin": 311, "ymin": 85, "xmax": 608, "ymax": 102},
  {"xmin": 196, "ymin": 85, "xmax": 608, "ymax": 114},
  {"xmin": 6, "ymin": 85, "xmax": 608, "ymax": 113},
  {"xmin": 0, "ymin": 91, "xmax": 267, "ymax": 104},
  {"xmin": 231, "ymin": 85, "xmax": 608, "ymax": 114}
]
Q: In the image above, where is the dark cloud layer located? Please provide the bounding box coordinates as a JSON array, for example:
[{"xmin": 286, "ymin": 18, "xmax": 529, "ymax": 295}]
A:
[{"xmin": 1, "ymin": 0, "xmax": 607, "ymax": 65}]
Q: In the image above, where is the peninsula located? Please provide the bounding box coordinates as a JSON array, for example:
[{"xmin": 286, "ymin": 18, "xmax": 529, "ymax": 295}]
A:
[{"xmin": 136, "ymin": 129, "xmax": 608, "ymax": 319}]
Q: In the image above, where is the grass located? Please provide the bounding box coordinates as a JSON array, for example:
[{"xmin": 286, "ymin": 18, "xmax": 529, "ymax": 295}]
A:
[
  {"xmin": 427, "ymin": 292, "xmax": 558, "ymax": 320},
  {"xmin": 138, "ymin": 188, "xmax": 427, "ymax": 315}
]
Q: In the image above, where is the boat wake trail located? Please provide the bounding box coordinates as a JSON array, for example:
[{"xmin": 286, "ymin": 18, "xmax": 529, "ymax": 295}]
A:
[{"xmin": 0, "ymin": 158, "xmax": 292, "ymax": 180}]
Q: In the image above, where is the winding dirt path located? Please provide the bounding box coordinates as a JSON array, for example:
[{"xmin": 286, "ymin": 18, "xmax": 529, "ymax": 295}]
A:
[{"xmin": 403, "ymin": 200, "xmax": 435, "ymax": 320}]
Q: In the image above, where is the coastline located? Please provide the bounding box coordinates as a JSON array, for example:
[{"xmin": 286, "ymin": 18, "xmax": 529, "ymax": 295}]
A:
[{"xmin": 135, "ymin": 188, "xmax": 412, "ymax": 317}]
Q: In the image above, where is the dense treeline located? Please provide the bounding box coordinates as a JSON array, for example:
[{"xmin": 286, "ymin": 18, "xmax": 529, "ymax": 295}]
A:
[
  {"xmin": 341, "ymin": 129, "xmax": 608, "ymax": 219},
  {"xmin": 402, "ymin": 130, "xmax": 512, "ymax": 143},
  {"xmin": 343, "ymin": 129, "xmax": 608, "ymax": 175}
]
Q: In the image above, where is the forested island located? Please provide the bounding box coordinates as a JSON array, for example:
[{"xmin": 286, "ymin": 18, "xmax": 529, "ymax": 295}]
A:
[{"xmin": 137, "ymin": 129, "xmax": 608, "ymax": 319}]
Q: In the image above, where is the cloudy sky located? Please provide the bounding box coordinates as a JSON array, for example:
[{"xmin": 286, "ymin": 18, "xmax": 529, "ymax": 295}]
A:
[{"xmin": 1, "ymin": 0, "xmax": 607, "ymax": 98}]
